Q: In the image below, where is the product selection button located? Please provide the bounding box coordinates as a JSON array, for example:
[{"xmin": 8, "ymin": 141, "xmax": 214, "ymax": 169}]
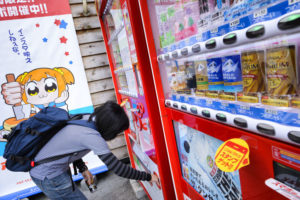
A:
[
  {"xmin": 202, "ymin": 110, "xmax": 210, "ymax": 118},
  {"xmin": 190, "ymin": 107, "xmax": 198, "ymax": 114},
  {"xmin": 172, "ymin": 51, "xmax": 178, "ymax": 58},
  {"xmin": 164, "ymin": 54, "xmax": 170, "ymax": 60},
  {"xmin": 173, "ymin": 103, "xmax": 178, "ymax": 108},
  {"xmin": 257, "ymin": 123, "xmax": 275, "ymax": 136},
  {"xmin": 192, "ymin": 44, "xmax": 201, "ymax": 53},
  {"xmin": 278, "ymin": 13, "xmax": 300, "ymax": 30},
  {"xmin": 288, "ymin": 131, "xmax": 300, "ymax": 144},
  {"xmin": 205, "ymin": 39, "xmax": 216, "ymax": 49},
  {"xmin": 157, "ymin": 55, "xmax": 163, "ymax": 62},
  {"xmin": 181, "ymin": 48, "xmax": 188, "ymax": 56},
  {"xmin": 165, "ymin": 101, "xmax": 171, "ymax": 107},
  {"xmin": 216, "ymin": 113, "xmax": 227, "ymax": 122},
  {"xmin": 234, "ymin": 117, "xmax": 248, "ymax": 128},
  {"xmin": 246, "ymin": 25, "xmax": 265, "ymax": 38},
  {"xmin": 181, "ymin": 105, "xmax": 187, "ymax": 111},
  {"xmin": 223, "ymin": 33, "xmax": 237, "ymax": 45}
]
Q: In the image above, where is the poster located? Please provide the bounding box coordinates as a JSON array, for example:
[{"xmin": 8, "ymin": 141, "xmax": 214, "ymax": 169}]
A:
[
  {"xmin": 174, "ymin": 122, "xmax": 242, "ymax": 200},
  {"xmin": 0, "ymin": 1, "xmax": 107, "ymax": 199}
]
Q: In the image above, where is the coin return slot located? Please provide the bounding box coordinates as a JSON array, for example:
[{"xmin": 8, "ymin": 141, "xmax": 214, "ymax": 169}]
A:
[{"xmin": 257, "ymin": 123, "xmax": 275, "ymax": 136}]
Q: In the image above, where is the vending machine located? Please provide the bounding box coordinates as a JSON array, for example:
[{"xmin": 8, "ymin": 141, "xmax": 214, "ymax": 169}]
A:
[
  {"xmin": 139, "ymin": 0, "xmax": 300, "ymax": 199},
  {"xmin": 95, "ymin": 0, "xmax": 175, "ymax": 199}
]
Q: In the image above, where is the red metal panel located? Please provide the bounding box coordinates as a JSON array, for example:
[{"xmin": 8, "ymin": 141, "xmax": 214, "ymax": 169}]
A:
[{"xmin": 96, "ymin": 1, "xmax": 175, "ymax": 199}]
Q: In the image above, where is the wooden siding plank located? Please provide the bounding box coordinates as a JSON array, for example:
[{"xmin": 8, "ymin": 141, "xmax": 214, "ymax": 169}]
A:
[
  {"xmin": 80, "ymin": 41, "xmax": 106, "ymax": 56},
  {"xmin": 74, "ymin": 16, "xmax": 100, "ymax": 30},
  {"xmin": 83, "ymin": 54, "xmax": 109, "ymax": 69},
  {"xmin": 88, "ymin": 78, "xmax": 114, "ymax": 93},
  {"xmin": 107, "ymin": 134, "xmax": 127, "ymax": 150},
  {"xmin": 77, "ymin": 29, "xmax": 103, "ymax": 44},
  {"xmin": 91, "ymin": 89, "xmax": 116, "ymax": 105},
  {"xmin": 111, "ymin": 146, "xmax": 129, "ymax": 159},
  {"xmin": 85, "ymin": 66, "xmax": 112, "ymax": 81}
]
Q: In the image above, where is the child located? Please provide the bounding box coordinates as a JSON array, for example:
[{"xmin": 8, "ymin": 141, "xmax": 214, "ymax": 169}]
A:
[{"xmin": 30, "ymin": 101, "xmax": 159, "ymax": 200}]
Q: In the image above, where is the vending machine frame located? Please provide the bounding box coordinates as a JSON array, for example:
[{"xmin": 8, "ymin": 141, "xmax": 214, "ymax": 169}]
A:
[
  {"xmin": 138, "ymin": 1, "xmax": 300, "ymax": 200},
  {"xmin": 95, "ymin": 0, "xmax": 175, "ymax": 199}
]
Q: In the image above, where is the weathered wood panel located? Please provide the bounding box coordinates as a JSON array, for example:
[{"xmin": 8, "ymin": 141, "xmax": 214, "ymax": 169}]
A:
[
  {"xmin": 85, "ymin": 66, "xmax": 112, "ymax": 81},
  {"xmin": 111, "ymin": 146, "xmax": 129, "ymax": 159},
  {"xmin": 91, "ymin": 89, "xmax": 116, "ymax": 106},
  {"xmin": 77, "ymin": 29, "xmax": 103, "ymax": 44},
  {"xmin": 70, "ymin": 0, "xmax": 127, "ymax": 158},
  {"xmin": 71, "ymin": 3, "xmax": 98, "ymax": 17},
  {"xmin": 88, "ymin": 78, "xmax": 114, "ymax": 93},
  {"xmin": 82, "ymin": 54, "xmax": 109, "ymax": 69},
  {"xmin": 74, "ymin": 16, "xmax": 100, "ymax": 30},
  {"xmin": 79, "ymin": 41, "xmax": 106, "ymax": 56},
  {"xmin": 107, "ymin": 134, "xmax": 127, "ymax": 150}
]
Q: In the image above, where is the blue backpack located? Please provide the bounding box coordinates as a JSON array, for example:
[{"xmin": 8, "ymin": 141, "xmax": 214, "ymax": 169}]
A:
[{"xmin": 3, "ymin": 107, "xmax": 97, "ymax": 172}]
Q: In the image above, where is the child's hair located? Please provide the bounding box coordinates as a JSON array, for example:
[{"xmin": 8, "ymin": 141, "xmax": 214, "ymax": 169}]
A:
[
  {"xmin": 89, "ymin": 101, "xmax": 129, "ymax": 140},
  {"xmin": 16, "ymin": 67, "xmax": 74, "ymax": 104}
]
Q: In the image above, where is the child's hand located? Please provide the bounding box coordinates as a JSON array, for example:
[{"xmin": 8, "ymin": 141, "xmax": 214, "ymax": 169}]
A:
[
  {"xmin": 82, "ymin": 169, "xmax": 93, "ymax": 185},
  {"xmin": 150, "ymin": 173, "xmax": 161, "ymax": 188}
]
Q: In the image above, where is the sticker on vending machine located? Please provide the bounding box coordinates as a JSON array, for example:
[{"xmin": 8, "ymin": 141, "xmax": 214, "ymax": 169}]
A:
[{"xmin": 215, "ymin": 138, "xmax": 250, "ymax": 172}]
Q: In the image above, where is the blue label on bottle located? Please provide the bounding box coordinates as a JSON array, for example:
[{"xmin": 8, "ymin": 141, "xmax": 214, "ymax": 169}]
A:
[
  {"xmin": 207, "ymin": 57, "xmax": 224, "ymax": 91},
  {"xmin": 222, "ymin": 55, "xmax": 243, "ymax": 92}
]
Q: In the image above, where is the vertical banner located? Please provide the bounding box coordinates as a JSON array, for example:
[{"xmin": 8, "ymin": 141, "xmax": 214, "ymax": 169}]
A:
[{"xmin": 0, "ymin": 1, "xmax": 107, "ymax": 199}]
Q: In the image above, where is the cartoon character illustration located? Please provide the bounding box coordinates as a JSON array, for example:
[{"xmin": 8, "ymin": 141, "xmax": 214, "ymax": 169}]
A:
[{"xmin": 1, "ymin": 67, "xmax": 74, "ymax": 136}]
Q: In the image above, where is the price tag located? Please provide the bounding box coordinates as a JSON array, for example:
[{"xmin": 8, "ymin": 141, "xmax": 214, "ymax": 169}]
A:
[
  {"xmin": 254, "ymin": 8, "xmax": 267, "ymax": 18},
  {"xmin": 215, "ymin": 138, "xmax": 250, "ymax": 172},
  {"xmin": 230, "ymin": 19, "xmax": 239, "ymax": 27}
]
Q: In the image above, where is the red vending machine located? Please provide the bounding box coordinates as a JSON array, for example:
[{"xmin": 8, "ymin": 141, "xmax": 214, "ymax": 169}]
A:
[
  {"xmin": 95, "ymin": 0, "xmax": 175, "ymax": 199},
  {"xmin": 139, "ymin": 0, "xmax": 300, "ymax": 200}
]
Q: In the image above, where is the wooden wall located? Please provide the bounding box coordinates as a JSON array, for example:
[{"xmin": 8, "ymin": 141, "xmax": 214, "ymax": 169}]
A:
[{"xmin": 69, "ymin": 0, "xmax": 128, "ymax": 159}]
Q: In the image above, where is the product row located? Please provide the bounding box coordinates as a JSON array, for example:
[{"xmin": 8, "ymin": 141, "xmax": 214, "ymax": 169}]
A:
[{"xmin": 165, "ymin": 44, "xmax": 300, "ymax": 108}]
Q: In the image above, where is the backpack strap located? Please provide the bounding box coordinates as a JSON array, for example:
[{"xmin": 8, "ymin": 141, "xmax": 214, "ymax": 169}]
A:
[{"xmin": 33, "ymin": 152, "xmax": 77, "ymax": 167}]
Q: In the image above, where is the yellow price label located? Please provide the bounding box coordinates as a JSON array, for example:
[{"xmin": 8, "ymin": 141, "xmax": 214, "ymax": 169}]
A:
[{"xmin": 215, "ymin": 138, "xmax": 250, "ymax": 172}]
